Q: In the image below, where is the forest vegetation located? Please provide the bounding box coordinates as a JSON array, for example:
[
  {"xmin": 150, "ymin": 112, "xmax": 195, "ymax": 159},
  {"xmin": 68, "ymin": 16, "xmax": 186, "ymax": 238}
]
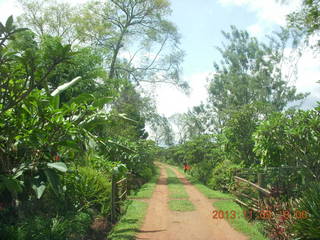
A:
[{"xmin": 0, "ymin": 0, "xmax": 319, "ymax": 239}]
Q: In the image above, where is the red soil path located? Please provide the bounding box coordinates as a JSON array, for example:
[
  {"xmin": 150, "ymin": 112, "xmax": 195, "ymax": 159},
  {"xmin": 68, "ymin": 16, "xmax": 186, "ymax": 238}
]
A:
[{"xmin": 136, "ymin": 163, "xmax": 248, "ymax": 240}]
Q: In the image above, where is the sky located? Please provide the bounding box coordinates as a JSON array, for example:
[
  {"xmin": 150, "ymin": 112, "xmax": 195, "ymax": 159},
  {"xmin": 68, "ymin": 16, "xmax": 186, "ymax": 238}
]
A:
[
  {"xmin": 155, "ymin": 0, "xmax": 320, "ymax": 116},
  {"xmin": 0, "ymin": 0, "xmax": 319, "ymax": 117}
]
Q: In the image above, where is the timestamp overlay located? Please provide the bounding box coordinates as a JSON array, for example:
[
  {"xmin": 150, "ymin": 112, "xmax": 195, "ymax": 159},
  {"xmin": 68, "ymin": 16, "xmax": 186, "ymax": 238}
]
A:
[{"xmin": 212, "ymin": 209, "xmax": 309, "ymax": 220}]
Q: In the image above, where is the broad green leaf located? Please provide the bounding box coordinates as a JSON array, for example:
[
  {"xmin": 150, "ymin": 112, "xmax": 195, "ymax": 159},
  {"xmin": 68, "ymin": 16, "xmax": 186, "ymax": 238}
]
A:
[
  {"xmin": 13, "ymin": 170, "xmax": 24, "ymax": 179},
  {"xmin": 59, "ymin": 140, "xmax": 81, "ymax": 151},
  {"xmin": 80, "ymin": 118, "xmax": 109, "ymax": 130},
  {"xmin": 47, "ymin": 162, "xmax": 68, "ymax": 172},
  {"xmin": 44, "ymin": 169, "xmax": 61, "ymax": 196},
  {"xmin": 5, "ymin": 15, "xmax": 13, "ymax": 30},
  {"xmin": 0, "ymin": 175, "xmax": 22, "ymax": 195},
  {"xmin": 0, "ymin": 23, "xmax": 5, "ymax": 34},
  {"xmin": 68, "ymin": 93, "xmax": 94, "ymax": 105},
  {"xmin": 32, "ymin": 184, "xmax": 46, "ymax": 199},
  {"xmin": 12, "ymin": 28, "xmax": 28, "ymax": 34}
]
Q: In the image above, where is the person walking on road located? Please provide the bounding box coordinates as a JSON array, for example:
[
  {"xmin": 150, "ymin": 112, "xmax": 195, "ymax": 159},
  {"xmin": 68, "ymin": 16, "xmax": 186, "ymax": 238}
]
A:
[{"xmin": 183, "ymin": 161, "xmax": 190, "ymax": 173}]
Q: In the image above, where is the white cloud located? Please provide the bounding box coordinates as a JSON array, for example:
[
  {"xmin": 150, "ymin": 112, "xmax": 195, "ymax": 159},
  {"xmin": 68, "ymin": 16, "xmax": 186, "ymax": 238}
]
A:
[
  {"xmin": 0, "ymin": 0, "xmax": 90, "ymax": 23},
  {"xmin": 279, "ymin": 46, "xmax": 320, "ymax": 109},
  {"xmin": 218, "ymin": 0, "xmax": 302, "ymax": 39},
  {"xmin": 247, "ymin": 23, "xmax": 264, "ymax": 38},
  {"xmin": 0, "ymin": 0, "xmax": 22, "ymax": 23},
  {"xmin": 296, "ymin": 50, "xmax": 320, "ymax": 106},
  {"xmin": 155, "ymin": 72, "xmax": 211, "ymax": 117},
  {"xmin": 218, "ymin": 0, "xmax": 301, "ymax": 26}
]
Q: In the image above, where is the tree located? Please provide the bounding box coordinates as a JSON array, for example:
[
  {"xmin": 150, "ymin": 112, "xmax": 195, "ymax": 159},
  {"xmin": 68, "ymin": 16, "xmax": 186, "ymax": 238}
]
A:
[
  {"xmin": 222, "ymin": 103, "xmax": 270, "ymax": 166},
  {"xmin": 38, "ymin": 36, "xmax": 112, "ymax": 103},
  {"xmin": 106, "ymin": 81, "xmax": 149, "ymax": 141},
  {"xmin": 208, "ymin": 26, "xmax": 307, "ymax": 128},
  {"xmin": 0, "ymin": 15, "xmax": 160, "ymax": 238},
  {"xmin": 287, "ymin": 0, "xmax": 320, "ymax": 49},
  {"xmin": 17, "ymin": 0, "xmax": 188, "ymax": 89},
  {"xmin": 17, "ymin": 0, "xmax": 79, "ymax": 43},
  {"xmin": 82, "ymin": 0, "xmax": 184, "ymax": 85},
  {"xmin": 169, "ymin": 104, "xmax": 212, "ymax": 143},
  {"xmin": 253, "ymin": 105, "xmax": 320, "ymax": 186},
  {"xmin": 148, "ymin": 115, "xmax": 174, "ymax": 146},
  {"xmin": 0, "ymin": 17, "xmax": 73, "ymax": 116},
  {"xmin": 0, "ymin": 16, "xmax": 95, "ymax": 204}
]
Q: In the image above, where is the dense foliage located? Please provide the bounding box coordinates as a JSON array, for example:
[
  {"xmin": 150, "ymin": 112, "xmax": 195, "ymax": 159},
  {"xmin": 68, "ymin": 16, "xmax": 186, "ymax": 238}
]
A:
[
  {"xmin": 254, "ymin": 107, "xmax": 320, "ymax": 178},
  {"xmin": 0, "ymin": 11, "xmax": 163, "ymax": 239},
  {"xmin": 161, "ymin": 4, "xmax": 320, "ymax": 239},
  {"xmin": 1, "ymin": 0, "xmax": 319, "ymax": 239}
]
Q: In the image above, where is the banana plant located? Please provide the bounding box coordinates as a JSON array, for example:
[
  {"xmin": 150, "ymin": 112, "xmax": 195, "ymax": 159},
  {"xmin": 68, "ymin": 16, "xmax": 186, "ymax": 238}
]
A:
[
  {"xmin": 50, "ymin": 76, "xmax": 82, "ymax": 109},
  {"xmin": 25, "ymin": 77, "xmax": 83, "ymax": 199}
]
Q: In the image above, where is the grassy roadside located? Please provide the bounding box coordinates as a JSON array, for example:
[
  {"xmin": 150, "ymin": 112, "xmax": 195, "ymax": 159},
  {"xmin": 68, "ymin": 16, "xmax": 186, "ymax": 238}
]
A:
[
  {"xmin": 108, "ymin": 200, "xmax": 148, "ymax": 240},
  {"xmin": 173, "ymin": 165, "xmax": 233, "ymax": 199},
  {"xmin": 213, "ymin": 200, "xmax": 268, "ymax": 240},
  {"xmin": 108, "ymin": 165, "xmax": 160, "ymax": 240},
  {"xmin": 130, "ymin": 167, "xmax": 160, "ymax": 199}
]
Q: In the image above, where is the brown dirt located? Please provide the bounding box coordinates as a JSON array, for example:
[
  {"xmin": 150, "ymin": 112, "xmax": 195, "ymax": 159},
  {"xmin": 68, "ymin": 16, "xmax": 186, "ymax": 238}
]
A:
[{"xmin": 136, "ymin": 163, "xmax": 248, "ymax": 240}]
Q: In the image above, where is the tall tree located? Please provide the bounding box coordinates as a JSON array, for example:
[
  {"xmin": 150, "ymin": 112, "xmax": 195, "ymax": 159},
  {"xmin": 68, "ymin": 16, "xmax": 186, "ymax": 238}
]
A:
[
  {"xmin": 148, "ymin": 115, "xmax": 174, "ymax": 146},
  {"xmin": 287, "ymin": 0, "xmax": 320, "ymax": 51},
  {"xmin": 208, "ymin": 26, "xmax": 307, "ymax": 128},
  {"xmin": 17, "ymin": 0, "xmax": 187, "ymax": 88},
  {"xmin": 169, "ymin": 104, "xmax": 212, "ymax": 142},
  {"xmin": 0, "ymin": 17, "xmax": 74, "ymax": 115},
  {"xmin": 107, "ymin": 81, "xmax": 149, "ymax": 140},
  {"xmin": 80, "ymin": 0, "xmax": 186, "ymax": 86},
  {"xmin": 17, "ymin": 0, "xmax": 79, "ymax": 43}
]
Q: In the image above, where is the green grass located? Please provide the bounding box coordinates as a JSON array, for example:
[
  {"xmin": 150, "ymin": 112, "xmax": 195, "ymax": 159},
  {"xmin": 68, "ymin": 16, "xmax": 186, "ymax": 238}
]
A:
[
  {"xmin": 173, "ymin": 166, "xmax": 234, "ymax": 199},
  {"xmin": 108, "ymin": 166, "xmax": 161, "ymax": 239},
  {"xmin": 130, "ymin": 167, "xmax": 160, "ymax": 199},
  {"xmin": 193, "ymin": 183, "xmax": 233, "ymax": 199},
  {"xmin": 166, "ymin": 168, "xmax": 189, "ymax": 199},
  {"xmin": 168, "ymin": 199, "xmax": 195, "ymax": 212},
  {"xmin": 108, "ymin": 200, "xmax": 148, "ymax": 240},
  {"xmin": 213, "ymin": 200, "xmax": 268, "ymax": 240}
]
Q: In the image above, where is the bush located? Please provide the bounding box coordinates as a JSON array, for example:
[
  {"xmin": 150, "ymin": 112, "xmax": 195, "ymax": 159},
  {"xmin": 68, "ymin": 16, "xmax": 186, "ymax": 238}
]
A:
[
  {"xmin": 65, "ymin": 167, "xmax": 111, "ymax": 214},
  {"xmin": 85, "ymin": 153, "xmax": 118, "ymax": 176},
  {"xmin": 290, "ymin": 183, "xmax": 320, "ymax": 240},
  {"xmin": 253, "ymin": 107, "xmax": 320, "ymax": 178},
  {"xmin": 208, "ymin": 160, "xmax": 242, "ymax": 192},
  {"xmin": 0, "ymin": 212, "xmax": 91, "ymax": 240},
  {"xmin": 257, "ymin": 197, "xmax": 295, "ymax": 240},
  {"xmin": 139, "ymin": 167, "xmax": 153, "ymax": 181},
  {"xmin": 190, "ymin": 160, "xmax": 215, "ymax": 185}
]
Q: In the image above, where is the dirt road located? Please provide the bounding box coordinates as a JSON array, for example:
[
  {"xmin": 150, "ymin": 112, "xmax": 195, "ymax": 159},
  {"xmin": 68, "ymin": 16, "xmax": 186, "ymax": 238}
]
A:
[{"xmin": 136, "ymin": 163, "xmax": 248, "ymax": 240}]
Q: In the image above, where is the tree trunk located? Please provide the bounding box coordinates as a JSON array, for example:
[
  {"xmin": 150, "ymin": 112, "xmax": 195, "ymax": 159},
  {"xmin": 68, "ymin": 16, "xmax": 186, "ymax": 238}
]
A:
[{"xmin": 108, "ymin": 29, "xmax": 126, "ymax": 80}]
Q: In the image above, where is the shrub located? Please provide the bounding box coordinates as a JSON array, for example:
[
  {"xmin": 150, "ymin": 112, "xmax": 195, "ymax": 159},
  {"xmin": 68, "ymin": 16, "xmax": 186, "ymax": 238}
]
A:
[
  {"xmin": 190, "ymin": 160, "xmax": 215, "ymax": 185},
  {"xmin": 290, "ymin": 183, "xmax": 320, "ymax": 240},
  {"xmin": 65, "ymin": 167, "xmax": 111, "ymax": 214},
  {"xmin": 208, "ymin": 160, "xmax": 242, "ymax": 192},
  {"xmin": 0, "ymin": 224, "xmax": 25, "ymax": 240},
  {"xmin": 0, "ymin": 212, "xmax": 91, "ymax": 240},
  {"xmin": 253, "ymin": 107, "xmax": 320, "ymax": 179},
  {"xmin": 139, "ymin": 167, "xmax": 153, "ymax": 181},
  {"xmin": 257, "ymin": 197, "xmax": 294, "ymax": 240},
  {"xmin": 85, "ymin": 152, "xmax": 117, "ymax": 176}
]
